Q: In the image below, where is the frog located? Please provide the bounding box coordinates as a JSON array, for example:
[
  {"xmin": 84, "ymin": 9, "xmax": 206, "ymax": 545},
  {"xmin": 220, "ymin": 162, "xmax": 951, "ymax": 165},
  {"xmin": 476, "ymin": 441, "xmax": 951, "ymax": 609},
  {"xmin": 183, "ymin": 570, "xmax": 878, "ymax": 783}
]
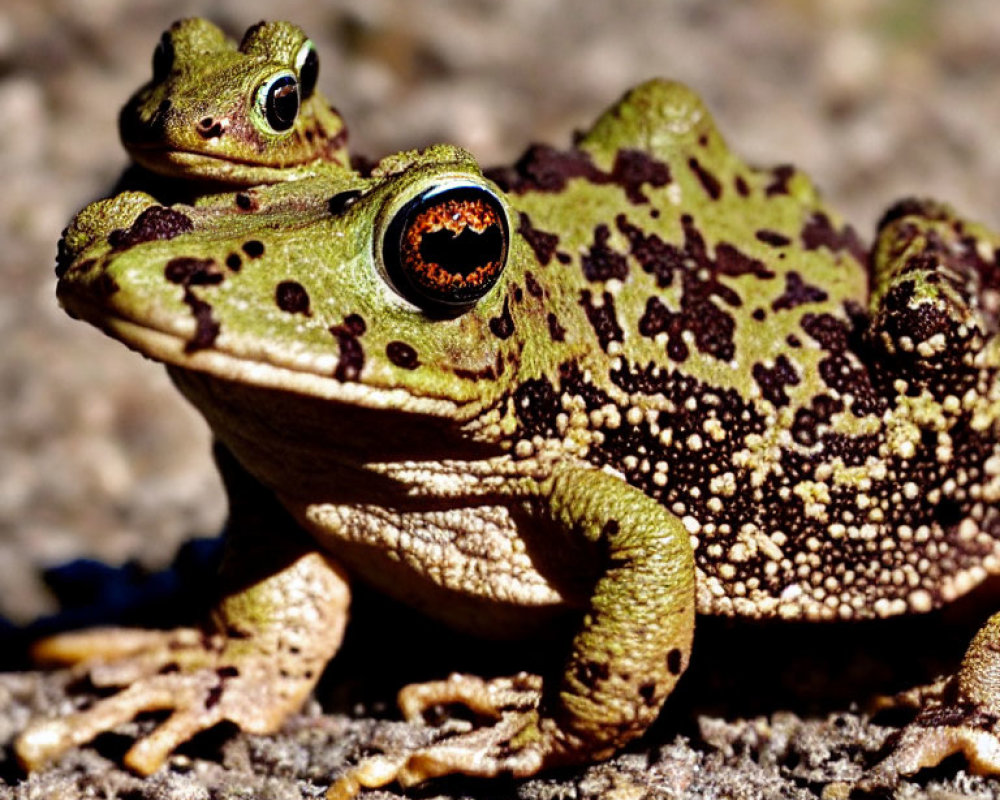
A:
[
  {"xmin": 117, "ymin": 18, "xmax": 350, "ymax": 188},
  {"xmin": 17, "ymin": 18, "xmax": 1000, "ymax": 798}
]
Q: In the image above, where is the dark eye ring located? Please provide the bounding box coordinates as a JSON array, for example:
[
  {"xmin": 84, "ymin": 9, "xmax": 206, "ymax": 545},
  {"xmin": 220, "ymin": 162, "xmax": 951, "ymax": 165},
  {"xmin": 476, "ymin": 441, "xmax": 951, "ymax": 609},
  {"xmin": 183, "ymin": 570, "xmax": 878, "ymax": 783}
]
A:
[
  {"xmin": 379, "ymin": 180, "xmax": 510, "ymax": 311},
  {"xmin": 256, "ymin": 71, "xmax": 300, "ymax": 133},
  {"xmin": 295, "ymin": 40, "xmax": 319, "ymax": 100}
]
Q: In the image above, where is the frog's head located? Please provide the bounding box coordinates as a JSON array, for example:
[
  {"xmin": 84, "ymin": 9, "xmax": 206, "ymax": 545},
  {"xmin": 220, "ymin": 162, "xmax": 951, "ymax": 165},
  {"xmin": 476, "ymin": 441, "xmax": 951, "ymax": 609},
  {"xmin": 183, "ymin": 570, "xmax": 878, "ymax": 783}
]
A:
[
  {"xmin": 56, "ymin": 146, "xmax": 539, "ymax": 443},
  {"xmin": 119, "ymin": 19, "xmax": 350, "ymax": 186}
]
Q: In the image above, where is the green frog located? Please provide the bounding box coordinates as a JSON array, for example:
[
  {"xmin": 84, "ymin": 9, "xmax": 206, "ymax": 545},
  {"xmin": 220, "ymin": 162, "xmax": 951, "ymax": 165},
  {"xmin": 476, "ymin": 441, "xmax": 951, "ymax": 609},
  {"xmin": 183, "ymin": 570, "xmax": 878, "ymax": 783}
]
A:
[
  {"xmin": 18, "ymin": 18, "xmax": 1000, "ymax": 798},
  {"xmin": 118, "ymin": 18, "xmax": 349, "ymax": 187}
]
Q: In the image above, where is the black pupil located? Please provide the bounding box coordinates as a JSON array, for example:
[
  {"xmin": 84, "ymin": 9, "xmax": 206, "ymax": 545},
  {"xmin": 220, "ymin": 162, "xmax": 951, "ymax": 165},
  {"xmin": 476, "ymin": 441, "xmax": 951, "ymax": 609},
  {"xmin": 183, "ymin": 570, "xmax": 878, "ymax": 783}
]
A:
[
  {"xmin": 299, "ymin": 48, "xmax": 319, "ymax": 100},
  {"xmin": 265, "ymin": 75, "xmax": 299, "ymax": 131},
  {"xmin": 383, "ymin": 185, "xmax": 509, "ymax": 310},
  {"xmin": 419, "ymin": 226, "xmax": 504, "ymax": 277}
]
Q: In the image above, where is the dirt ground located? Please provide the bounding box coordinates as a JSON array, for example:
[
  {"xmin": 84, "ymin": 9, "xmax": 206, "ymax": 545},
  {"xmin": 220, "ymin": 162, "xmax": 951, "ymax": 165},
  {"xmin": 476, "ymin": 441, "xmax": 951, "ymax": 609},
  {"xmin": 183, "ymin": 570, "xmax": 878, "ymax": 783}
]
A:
[{"xmin": 2, "ymin": 0, "xmax": 1000, "ymax": 798}]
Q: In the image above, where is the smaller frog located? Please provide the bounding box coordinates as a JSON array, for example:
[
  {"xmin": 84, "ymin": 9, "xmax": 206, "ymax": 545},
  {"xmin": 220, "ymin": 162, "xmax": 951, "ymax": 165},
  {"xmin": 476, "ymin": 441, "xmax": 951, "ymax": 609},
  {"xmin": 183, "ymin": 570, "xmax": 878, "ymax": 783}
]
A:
[{"xmin": 119, "ymin": 18, "xmax": 350, "ymax": 187}]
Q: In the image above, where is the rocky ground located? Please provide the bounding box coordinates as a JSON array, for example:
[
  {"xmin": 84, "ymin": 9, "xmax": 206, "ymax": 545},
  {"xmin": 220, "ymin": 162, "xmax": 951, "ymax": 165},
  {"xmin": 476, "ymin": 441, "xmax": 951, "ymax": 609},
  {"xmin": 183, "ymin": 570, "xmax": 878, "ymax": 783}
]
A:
[{"xmin": 2, "ymin": 1, "xmax": 1000, "ymax": 798}]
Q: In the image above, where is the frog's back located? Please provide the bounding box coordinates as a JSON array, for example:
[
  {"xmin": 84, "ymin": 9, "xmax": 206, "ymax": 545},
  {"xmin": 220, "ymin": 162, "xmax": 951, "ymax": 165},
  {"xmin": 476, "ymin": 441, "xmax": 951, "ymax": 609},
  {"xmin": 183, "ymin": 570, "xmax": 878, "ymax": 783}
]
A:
[{"xmin": 489, "ymin": 80, "xmax": 1000, "ymax": 622}]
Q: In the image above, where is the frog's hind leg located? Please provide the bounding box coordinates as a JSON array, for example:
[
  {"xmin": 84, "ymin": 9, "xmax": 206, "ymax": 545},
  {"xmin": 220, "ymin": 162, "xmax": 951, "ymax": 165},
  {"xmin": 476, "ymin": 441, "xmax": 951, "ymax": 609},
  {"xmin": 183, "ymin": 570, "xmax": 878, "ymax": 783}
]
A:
[
  {"xmin": 862, "ymin": 201, "xmax": 1000, "ymax": 787},
  {"xmin": 864, "ymin": 613, "xmax": 1000, "ymax": 787},
  {"xmin": 867, "ymin": 197, "xmax": 1000, "ymax": 397}
]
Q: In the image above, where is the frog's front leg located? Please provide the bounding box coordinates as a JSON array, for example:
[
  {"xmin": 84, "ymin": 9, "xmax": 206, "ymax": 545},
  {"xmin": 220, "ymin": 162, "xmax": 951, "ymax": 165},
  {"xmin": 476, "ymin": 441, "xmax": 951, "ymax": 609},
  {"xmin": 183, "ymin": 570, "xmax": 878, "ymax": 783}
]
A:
[
  {"xmin": 16, "ymin": 447, "xmax": 350, "ymax": 775},
  {"xmin": 329, "ymin": 462, "xmax": 696, "ymax": 797}
]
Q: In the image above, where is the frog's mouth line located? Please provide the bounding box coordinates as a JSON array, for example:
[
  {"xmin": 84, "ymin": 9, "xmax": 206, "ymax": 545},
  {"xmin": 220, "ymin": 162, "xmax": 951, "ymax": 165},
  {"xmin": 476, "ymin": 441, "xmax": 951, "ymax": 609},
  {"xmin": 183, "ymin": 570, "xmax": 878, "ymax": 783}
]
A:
[
  {"xmin": 127, "ymin": 146, "xmax": 324, "ymax": 183},
  {"xmin": 60, "ymin": 289, "xmax": 472, "ymax": 420}
]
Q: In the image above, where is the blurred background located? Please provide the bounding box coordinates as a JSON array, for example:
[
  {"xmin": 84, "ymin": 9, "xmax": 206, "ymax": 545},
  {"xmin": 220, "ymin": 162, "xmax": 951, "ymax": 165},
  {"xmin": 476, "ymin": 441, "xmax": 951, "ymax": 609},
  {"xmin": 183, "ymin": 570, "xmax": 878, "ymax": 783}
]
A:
[{"xmin": 2, "ymin": 0, "xmax": 999, "ymax": 625}]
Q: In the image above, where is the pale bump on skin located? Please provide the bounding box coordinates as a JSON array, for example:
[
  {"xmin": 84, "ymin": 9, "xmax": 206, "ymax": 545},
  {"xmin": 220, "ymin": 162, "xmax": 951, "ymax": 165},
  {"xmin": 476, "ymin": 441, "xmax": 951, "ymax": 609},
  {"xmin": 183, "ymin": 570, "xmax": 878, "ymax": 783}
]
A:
[{"xmin": 28, "ymin": 21, "xmax": 1000, "ymax": 797}]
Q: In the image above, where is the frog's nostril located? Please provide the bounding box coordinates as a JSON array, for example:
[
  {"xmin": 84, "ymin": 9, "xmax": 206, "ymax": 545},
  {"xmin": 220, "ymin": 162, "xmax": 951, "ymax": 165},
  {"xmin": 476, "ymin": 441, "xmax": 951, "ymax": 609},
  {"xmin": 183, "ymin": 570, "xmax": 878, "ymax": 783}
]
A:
[{"xmin": 197, "ymin": 117, "xmax": 224, "ymax": 139}]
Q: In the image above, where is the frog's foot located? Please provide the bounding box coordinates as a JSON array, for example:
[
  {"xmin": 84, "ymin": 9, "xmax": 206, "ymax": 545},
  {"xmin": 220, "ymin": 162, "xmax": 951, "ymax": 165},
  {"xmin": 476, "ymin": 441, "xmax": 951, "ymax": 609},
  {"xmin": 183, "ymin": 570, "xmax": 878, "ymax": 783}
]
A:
[
  {"xmin": 16, "ymin": 625, "xmax": 314, "ymax": 775},
  {"xmin": 398, "ymin": 672, "xmax": 542, "ymax": 722},
  {"xmin": 326, "ymin": 672, "xmax": 575, "ymax": 800},
  {"xmin": 864, "ymin": 677, "xmax": 1000, "ymax": 788}
]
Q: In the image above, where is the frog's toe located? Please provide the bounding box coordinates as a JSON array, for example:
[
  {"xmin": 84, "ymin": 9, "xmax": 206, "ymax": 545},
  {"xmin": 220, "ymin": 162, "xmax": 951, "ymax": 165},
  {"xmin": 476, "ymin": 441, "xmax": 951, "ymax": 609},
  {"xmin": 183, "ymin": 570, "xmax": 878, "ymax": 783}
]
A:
[
  {"xmin": 326, "ymin": 711, "xmax": 549, "ymax": 799},
  {"xmin": 17, "ymin": 625, "xmax": 305, "ymax": 773},
  {"xmin": 31, "ymin": 627, "xmax": 201, "ymax": 667},
  {"xmin": 398, "ymin": 672, "xmax": 542, "ymax": 722},
  {"xmin": 865, "ymin": 701, "xmax": 1000, "ymax": 788},
  {"xmin": 324, "ymin": 673, "xmax": 552, "ymax": 797},
  {"xmin": 16, "ymin": 667, "xmax": 221, "ymax": 773}
]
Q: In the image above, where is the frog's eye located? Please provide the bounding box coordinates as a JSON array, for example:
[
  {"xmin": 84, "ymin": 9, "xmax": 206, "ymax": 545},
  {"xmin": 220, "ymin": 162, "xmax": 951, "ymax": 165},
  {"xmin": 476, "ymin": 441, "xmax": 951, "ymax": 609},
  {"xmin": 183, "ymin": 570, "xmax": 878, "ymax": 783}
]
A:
[
  {"xmin": 255, "ymin": 70, "xmax": 300, "ymax": 133},
  {"xmin": 295, "ymin": 40, "xmax": 319, "ymax": 100},
  {"xmin": 380, "ymin": 181, "xmax": 510, "ymax": 310},
  {"xmin": 151, "ymin": 33, "xmax": 174, "ymax": 83}
]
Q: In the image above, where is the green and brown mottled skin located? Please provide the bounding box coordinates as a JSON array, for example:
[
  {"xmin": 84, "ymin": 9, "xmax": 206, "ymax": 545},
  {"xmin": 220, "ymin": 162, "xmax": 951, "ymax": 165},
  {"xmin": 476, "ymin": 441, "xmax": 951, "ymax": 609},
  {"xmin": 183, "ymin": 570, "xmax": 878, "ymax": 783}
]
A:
[
  {"xmin": 19, "ymin": 19, "xmax": 1000, "ymax": 797},
  {"xmin": 118, "ymin": 19, "xmax": 349, "ymax": 188}
]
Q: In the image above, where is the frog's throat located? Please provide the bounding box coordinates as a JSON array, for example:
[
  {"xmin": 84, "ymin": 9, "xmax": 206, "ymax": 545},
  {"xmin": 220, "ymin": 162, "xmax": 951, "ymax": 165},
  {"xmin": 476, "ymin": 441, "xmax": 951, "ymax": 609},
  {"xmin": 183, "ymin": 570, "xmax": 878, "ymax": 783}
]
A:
[{"xmin": 70, "ymin": 300, "xmax": 473, "ymax": 421}]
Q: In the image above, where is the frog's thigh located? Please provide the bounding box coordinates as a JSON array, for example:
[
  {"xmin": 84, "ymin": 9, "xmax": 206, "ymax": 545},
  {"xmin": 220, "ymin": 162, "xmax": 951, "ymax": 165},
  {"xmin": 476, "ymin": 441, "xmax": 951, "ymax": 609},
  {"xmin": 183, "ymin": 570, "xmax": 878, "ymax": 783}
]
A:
[{"xmin": 868, "ymin": 611, "xmax": 1000, "ymax": 784}]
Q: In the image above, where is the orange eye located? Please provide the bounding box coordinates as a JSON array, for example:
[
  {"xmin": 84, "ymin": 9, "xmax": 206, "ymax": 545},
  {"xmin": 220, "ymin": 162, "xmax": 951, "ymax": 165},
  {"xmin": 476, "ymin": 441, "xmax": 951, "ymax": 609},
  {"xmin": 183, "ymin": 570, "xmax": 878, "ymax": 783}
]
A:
[{"xmin": 381, "ymin": 182, "xmax": 509, "ymax": 310}]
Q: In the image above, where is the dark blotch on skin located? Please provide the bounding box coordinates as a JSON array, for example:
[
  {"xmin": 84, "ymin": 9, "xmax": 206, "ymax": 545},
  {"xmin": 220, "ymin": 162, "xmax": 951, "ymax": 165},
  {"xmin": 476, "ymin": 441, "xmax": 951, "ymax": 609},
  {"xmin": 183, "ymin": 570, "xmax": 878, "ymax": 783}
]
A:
[
  {"xmin": 638, "ymin": 682, "xmax": 658, "ymax": 705},
  {"xmin": 164, "ymin": 257, "xmax": 223, "ymax": 286},
  {"xmin": 235, "ymin": 192, "xmax": 256, "ymax": 211},
  {"xmin": 621, "ymin": 215, "xmax": 771, "ymax": 362},
  {"xmin": 275, "ymin": 280, "xmax": 311, "ymax": 315},
  {"xmin": 342, "ymin": 314, "xmax": 366, "ymax": 336},
  {"xmin": 513, "ymin": 376, "xmax": 560, "ymax": 437},
  {"xmin": 386, "ymin": 341, "xmax": 420, "ymax": 370},
  {"xmin": 486, "ymin": 145, "xmax": 607, "ymax": 194},
  {"xmin": 489, "ymin": 297, "xmax": 515, "ymax": 339},
  {"xmin": 755, "ymin": 229, "xmax": 791, "ymax": 247},
  {"xmin": 582, "ymin": 224, "xmax": 629, "ymax": 282},
  {"xmin": 667, "ymin": 648, "xmax": 683, "ymax": 675},
  {"xmin": 225, "ymin": 253, "xmax": 242, "ymax": 271},
  {"xmin": 801, "ymin": 313, "xmax": 884, "ymax": 415},
  {"xmin": 524, "ymin": 271, "xmax": 544, "ymax": 298},
  {"xmin": 330, "ymin": 314, "xmax": 366, "ymax": 381},
  {"xmin": 580, "ymin": 289, "xmax": 624, "ymax": 352},
  {"xmin": 772, "ymin": 271, "xmax": 829, "ymax": 312},
  {"xmin": 487, "ymin": 144, "xmax": 669, "ymax": 205},
  {"xmin": 163, "ymin": 257, "xmax": 224, "ymax": 352},
  {"xmin": 752, "ymin": 354, "xmax": 801, "ymax": 408},
  {"xmin": 185, "ymin": 294, "xmax": 220, "ymax": 352},
  {"xmin": 608, "ymin": 149, "xmax": 671, "ymax": 204},
  {"xmin": 765, "ymin": 164, "xmax": 795, "ymax": 196},
  {"xmin": 107, "ymin": 206, "xmax": 194, "ymax": 252},
  {"xmin": 688, "ymin": 156, "xmax": 721, "ymax": 200},
  {"xmin": 518, "ymin": 212, "xmax": 560, "ymax": 266},
  {"xmin": 547, "ymin": 312, "xmax": 567, "ymax": 342},
  {"xmin": 242, "ymin": 240, "xmax": 265, "ymax": 258},
  {"xmin": 801, "ymin": 212, "xmax": 866, "ymax": 264}
]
